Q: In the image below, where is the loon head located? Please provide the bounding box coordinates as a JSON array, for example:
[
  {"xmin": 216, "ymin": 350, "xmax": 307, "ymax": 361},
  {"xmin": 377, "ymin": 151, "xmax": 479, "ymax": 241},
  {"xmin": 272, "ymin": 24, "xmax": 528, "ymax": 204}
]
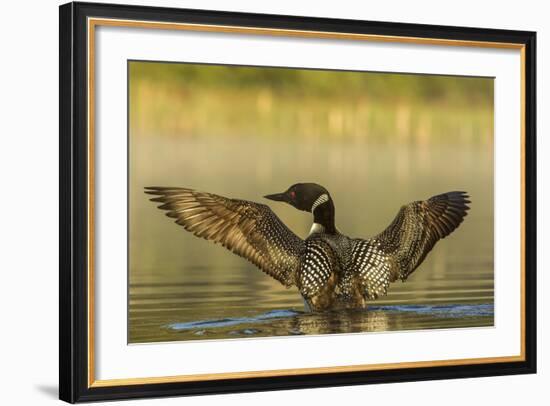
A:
[{"xmin": 264, "ymin": 183, "xmax": 331, "ymax": 213}]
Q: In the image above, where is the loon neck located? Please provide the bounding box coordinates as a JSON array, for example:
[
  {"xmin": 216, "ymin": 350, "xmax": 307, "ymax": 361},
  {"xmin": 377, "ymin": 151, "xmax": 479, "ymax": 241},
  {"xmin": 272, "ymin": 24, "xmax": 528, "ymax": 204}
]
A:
[{"xmin": 312, "ymin": 198, "xmax": 336, "ymax": 234}]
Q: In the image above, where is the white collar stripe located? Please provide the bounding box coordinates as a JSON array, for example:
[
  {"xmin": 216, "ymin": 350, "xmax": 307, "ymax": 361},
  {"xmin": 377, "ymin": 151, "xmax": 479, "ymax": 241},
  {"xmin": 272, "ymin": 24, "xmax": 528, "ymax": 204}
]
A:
[{"xmin": 311, "ymin": 193, "xmax": 329, "ymax": 213}]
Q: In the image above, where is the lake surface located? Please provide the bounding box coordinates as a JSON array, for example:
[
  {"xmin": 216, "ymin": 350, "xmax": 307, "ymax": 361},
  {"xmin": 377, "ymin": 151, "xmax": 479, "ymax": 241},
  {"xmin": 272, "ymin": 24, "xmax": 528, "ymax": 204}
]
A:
[
  {"xmin": 130, "ymin": 266, "xmax": 494, "ymax": 343},
  {"xmin": 129, "ymin": 137, "xmax": 494, "ymax": 344}
]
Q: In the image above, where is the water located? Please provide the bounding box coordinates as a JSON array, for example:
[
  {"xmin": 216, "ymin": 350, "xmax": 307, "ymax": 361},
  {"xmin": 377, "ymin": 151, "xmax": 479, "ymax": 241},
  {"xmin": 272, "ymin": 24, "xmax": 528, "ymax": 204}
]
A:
[
  {"xmin": 128, "ymin": 75, "xmax": 494, "ymax": 344},
  {"xmin": 129, "ymin": 260, "xmax": 493, "ymax": 343},
  {"xmin": 129, "ymin": 176, "xmax": 494, "ymax": 343},
  {"xmin": 166, "ymin": 305, "xmax": 493, "ymax": 341}
]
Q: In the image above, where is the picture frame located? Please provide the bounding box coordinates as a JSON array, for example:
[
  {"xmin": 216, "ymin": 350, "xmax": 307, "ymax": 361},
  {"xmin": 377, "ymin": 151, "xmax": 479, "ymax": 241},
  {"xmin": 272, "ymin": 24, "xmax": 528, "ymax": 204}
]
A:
[{"xmin": 59, "ymin": 1, "xmax": 537, "ymax": 403}]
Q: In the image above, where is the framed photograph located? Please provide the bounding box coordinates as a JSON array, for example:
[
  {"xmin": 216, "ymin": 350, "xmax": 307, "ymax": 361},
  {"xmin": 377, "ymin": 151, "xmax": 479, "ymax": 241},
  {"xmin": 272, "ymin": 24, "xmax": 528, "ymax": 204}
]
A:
[{"xmin": 59, "ymin": 1, "xmax": 536, "ymax": 403}]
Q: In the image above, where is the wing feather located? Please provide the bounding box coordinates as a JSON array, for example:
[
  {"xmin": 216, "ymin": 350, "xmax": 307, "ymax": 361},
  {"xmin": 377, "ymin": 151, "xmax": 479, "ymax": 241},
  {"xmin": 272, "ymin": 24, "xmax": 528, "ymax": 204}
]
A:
[
  {"xmin": 145, "ymin": 187, "xmax": 304, "ymax": 287},
  {"xmin": 375, "ymin": 191, "xmax": 471, "ymax": 280}
]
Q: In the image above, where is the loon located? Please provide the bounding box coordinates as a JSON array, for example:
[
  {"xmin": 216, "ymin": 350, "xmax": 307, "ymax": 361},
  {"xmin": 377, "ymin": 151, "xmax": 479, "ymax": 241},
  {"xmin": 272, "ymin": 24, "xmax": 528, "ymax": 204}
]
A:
[{"xmin": 145, "ymin": 184, "xmax": 470, "ymax": 312}]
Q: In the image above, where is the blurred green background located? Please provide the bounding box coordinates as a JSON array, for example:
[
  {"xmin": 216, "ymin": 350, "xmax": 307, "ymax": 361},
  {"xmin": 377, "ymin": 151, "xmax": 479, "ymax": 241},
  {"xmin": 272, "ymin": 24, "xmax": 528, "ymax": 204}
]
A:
[{"xmin": 128, "ymin": 61, "xmax": 494, "ymax": 343}]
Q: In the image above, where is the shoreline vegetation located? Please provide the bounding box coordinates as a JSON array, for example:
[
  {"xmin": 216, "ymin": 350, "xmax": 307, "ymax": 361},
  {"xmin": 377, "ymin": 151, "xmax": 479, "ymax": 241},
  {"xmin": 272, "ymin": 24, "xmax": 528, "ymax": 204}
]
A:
[{"xmin": 129, "ymin": 62, "xmax": 493, "ymax": 143}]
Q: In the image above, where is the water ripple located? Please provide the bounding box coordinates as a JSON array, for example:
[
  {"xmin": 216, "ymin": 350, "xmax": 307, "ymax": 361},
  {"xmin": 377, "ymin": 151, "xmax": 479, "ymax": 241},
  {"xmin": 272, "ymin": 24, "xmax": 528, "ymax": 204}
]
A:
[
  {"xmin": 167, "ymin": 304, "xmax": 492, "ymax": 333},
  {"xmin": 168, "ymin": 309, "xmax": 300, "ymax": 331},
  {"xmin": 369, "ymin": 303, "xmax": 494, "ymax": 318}
]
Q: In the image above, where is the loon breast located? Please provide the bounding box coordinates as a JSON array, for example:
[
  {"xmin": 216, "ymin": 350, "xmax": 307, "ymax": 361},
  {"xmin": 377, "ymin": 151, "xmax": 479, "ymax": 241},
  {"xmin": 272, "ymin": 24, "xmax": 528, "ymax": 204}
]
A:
[{"xmin": 308, "ymin": 222, "xmax": 325, "ymax": 236}]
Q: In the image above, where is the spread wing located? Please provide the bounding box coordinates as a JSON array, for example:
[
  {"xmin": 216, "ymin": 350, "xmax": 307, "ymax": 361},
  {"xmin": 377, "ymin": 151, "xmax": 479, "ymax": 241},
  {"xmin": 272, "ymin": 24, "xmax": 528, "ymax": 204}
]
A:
[
  {"xmin": 374, "ymin": 191, "xmax": 471, "ymax": 281},
  {"xmin": 145, "ymin": 187, "xmax": 304, "ymax": 287}
]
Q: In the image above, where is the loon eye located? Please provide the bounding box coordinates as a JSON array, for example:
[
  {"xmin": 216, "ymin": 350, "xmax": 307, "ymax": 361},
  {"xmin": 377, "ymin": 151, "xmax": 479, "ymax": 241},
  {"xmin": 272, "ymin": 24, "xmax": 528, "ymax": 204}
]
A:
[{"xmin": 289, "ymin": 191, "xmax": 296, "ymax": 199}]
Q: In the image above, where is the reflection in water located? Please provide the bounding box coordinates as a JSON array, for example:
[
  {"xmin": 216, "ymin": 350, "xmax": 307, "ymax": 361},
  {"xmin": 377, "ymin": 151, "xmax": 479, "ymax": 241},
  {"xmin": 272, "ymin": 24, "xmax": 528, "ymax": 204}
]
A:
[
  {"xmin": 163, "ymin": 304, "xmax": 493, "ymax": 342},
  {"xmin": 169, "ymin": 309, "xmax": 395, "ymax": 339}
]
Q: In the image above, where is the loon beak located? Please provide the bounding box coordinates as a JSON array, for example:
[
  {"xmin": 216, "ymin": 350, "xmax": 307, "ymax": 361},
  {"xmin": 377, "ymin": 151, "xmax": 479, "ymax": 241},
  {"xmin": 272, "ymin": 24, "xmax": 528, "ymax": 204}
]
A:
[{"xmin": 264, "ymin": 192, "xmax": 287, "ymax": 202}]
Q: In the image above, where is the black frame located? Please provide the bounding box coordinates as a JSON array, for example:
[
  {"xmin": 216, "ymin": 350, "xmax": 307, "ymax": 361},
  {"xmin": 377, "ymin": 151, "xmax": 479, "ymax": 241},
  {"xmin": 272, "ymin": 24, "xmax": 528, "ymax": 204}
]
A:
[{"xmin": 59, "ymin": 1, "xmax": 537, "ymax": 403}]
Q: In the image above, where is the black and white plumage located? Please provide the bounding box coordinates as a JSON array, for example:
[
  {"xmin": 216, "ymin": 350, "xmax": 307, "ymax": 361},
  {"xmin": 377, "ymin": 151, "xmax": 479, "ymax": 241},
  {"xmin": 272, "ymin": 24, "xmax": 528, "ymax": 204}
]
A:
[{"xmin": 145, "ymin": 183, "xmax": 470, "ymax": 312}]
